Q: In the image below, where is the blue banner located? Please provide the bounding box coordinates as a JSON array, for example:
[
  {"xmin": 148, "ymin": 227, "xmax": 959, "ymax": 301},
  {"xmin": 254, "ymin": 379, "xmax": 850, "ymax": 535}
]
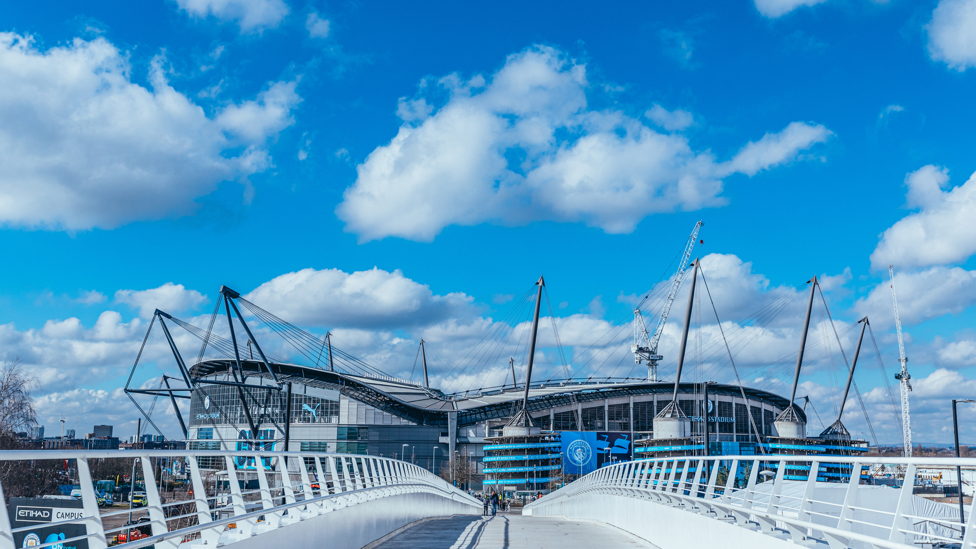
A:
[
  {"xmin": 561, "ymin": 432, "xmax": 597, "ymax": 475},
  {"xmin": 560, "ymin": 432, "xmax": 633, "ymax": 476},
  {"xmin": 482, "ymin": 465, "xmax": 562, "ymax": 474},
  {"xmin": 483, "ymin": 442, "xmax": 561, "ymax": 451}
]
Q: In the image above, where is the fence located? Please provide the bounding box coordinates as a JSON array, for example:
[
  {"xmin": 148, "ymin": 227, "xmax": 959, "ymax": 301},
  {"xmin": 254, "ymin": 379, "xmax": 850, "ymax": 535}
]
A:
[
  {"xmin": 0, "ymin": 449, "xmax": 481, "ymax": 549},
  {"xmin": 525, "ymin": 454, "xmax": 976, "ymax": 549}
]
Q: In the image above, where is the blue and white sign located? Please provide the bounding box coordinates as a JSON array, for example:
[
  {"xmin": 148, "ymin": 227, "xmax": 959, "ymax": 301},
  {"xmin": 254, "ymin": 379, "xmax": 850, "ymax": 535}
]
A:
[{"xmin": 560, "ymin": 432, "xmax": 597, "ymax": 475}]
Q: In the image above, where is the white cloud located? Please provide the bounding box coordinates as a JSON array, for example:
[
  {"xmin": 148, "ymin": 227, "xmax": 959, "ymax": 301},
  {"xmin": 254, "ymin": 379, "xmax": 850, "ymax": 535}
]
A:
[
  {"xmin": 244, "ymin": 267, "xmax": 478, "ymax": 330},
  {"xmin": 75, "ymin": 291, "xmax": 107, "ymax": 305},
  {"xmin": 754, "ymin": 0, "xmax": 829, "ymax": 18},
  {"xmin": 937, "ymin": 338, "xmax": 976, "ymax": 367},
  {"xmin": 176, "ymin": 0, "xmax": 289, "ymax": 32},
  {"xmin": 306, "ymin": 12, "xmax": 330, "ymax": 38},
  {"xmin": 926, "ymin": 0, "xmax": 976, "ymax": 71},
  {"xmin": 855, "ymin": 266, "xmax": 976, "ymax": 328},
  {"xmin": 871, "ymin": 166, "xmax": 976, "ymax": 269},
  {"xmin": 0, "ymin": 34, "xmax": 300, "ymax": 231},
  {"xmin": 879, "ymin": 104, "xmax": 904, "ymax": 119},
  {"xmin": 336, "ymin": 46, "xmax": 831, "ymax": 242},
  {"xmin": 819, "ymin": 267, "xmax": 852, "ymax": 292},
  {"xmin": 215, "ymin": 81, "xmax": 301, "ymax": 145},
  {"xmin": 115, "ymin": 283, "xmax": 208, "ymax": 318},
  {"xmin": 726, "ymin": 121, "xmax": 832, "ymax": 176},
  {"xmin": 644, "ymin": 104, "xmax": 694, "ymax": 131}
]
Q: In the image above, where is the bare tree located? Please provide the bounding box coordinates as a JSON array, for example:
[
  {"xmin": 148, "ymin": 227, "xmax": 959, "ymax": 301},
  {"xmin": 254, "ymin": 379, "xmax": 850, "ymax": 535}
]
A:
[
  {"xmin": 0, "ymin": 359, "xmax": 65, "ymax": 498},
  {"xmin": 0, "ymin": 358, "xmax": 37, "ymax": 439},
  {"xmin": 438, "ymin": 458, "xmax": 477, "ymax": 489}
]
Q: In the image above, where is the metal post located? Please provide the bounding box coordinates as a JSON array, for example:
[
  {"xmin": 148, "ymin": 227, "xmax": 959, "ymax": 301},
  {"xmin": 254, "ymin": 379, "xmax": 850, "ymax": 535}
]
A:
[
  {"xmin": 162, "ymin": 376, "xmax": 188, "ymax": 439},
  {"xmin": 671, "ymin": 259, "xmax": 700, "ymax": 402},
  {"xmin": 223, "ymin": 295, "xmax": 259, "ymax": 438},
  {"xmin": 953, "ymin": 399, "xmax": 971, "ymax": 535},
  {"xmin": 327, "ymin": 332, "xmax": 334, "ymax": 372},
  {"xmin": 510, "ymin": 357, "xmax": 517, "ymax": 390},
  {"xmin": 788, "ymin": 277, "xmax": 818, "ymax": 406},
  {"xmin": 284, "ymin": 382, "xmax": 293, "ymax": 454},
  {"xmin": 420, "ymin": 340, "xmax": 430, "ymax": 389},
  {"xmin": 837, "ymin": 318, "xmax": 868, "ymax": 421},
  {"xmin": 521, "ymin": 276, "xmax": 546, "ymax": 414},
  {"xmin": 703, "ymin": 381, "xmax": 709, "ymax": 456}
]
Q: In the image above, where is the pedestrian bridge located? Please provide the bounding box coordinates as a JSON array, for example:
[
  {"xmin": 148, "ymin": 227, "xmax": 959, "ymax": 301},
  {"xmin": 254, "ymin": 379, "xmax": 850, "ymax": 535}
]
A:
[{"xmin": 3, "ymin": 451, "xmax": 976, "ymax": 549}]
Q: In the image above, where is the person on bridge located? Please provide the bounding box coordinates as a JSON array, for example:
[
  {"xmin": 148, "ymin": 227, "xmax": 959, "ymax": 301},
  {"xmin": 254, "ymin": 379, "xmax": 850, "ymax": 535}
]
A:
[
  {"xmin": 490, "ymin": 491, "xmax": 499, "ymax": 516},
  {"xmin": 483, "ymin": 494, "xmax": 489, "ymax": 516}
]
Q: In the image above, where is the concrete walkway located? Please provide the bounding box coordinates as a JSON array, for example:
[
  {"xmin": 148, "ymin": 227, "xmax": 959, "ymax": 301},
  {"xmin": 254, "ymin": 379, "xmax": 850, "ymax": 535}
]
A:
[{"xmin": 371, "ymin": 513, "xmax": 651, "ymax": 548}]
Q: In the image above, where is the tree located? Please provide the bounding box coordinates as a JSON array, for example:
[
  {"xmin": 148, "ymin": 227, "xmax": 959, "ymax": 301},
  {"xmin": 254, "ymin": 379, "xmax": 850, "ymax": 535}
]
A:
[
  {"xmin": 0, "ymin": 358, "xmax": 37, "ymax": 439},
  {"xmin": 0, "ymin": 359, "xmax": 64, "ymax": 499},
  {"xmin": 438, "ymin": 457, "xmax": 477, "ymax": 489}
]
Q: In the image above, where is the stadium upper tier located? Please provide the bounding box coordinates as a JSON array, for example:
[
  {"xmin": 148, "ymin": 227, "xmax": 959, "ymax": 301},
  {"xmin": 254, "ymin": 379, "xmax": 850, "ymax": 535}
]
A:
[{"xmin": 189, "ymin": 358, "xmax": 800, "ymax": 428}]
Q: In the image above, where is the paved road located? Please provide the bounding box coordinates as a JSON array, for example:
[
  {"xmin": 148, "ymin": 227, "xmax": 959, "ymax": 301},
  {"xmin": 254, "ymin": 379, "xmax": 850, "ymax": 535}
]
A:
[{"xmin": 372, "ymin": 513, "xmax": 651, "ymax": 549}]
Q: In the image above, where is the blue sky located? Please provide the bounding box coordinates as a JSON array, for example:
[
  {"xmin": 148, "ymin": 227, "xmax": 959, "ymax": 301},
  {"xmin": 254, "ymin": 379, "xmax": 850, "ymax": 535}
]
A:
[{"xmin": 2, "ymin": 0, "xmax": 976, "ymax": 444}]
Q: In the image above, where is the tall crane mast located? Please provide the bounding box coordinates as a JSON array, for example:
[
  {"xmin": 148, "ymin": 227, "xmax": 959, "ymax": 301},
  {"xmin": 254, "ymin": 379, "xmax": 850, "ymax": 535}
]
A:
[
  {"xmin": 889, "ymin": 265, "xmax": 913, "ymax": 458},
  {"xmin": 633, "ymin": 221, "xmax": 703, "ymax": 381}
]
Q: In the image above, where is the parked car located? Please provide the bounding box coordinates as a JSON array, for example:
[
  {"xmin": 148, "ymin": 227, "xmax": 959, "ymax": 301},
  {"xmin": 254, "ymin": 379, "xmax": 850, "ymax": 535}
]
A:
[
  {"xmin": 117, "ymin": 517, "xmax": 151, "ymax": 544},
  {"xmin": 69, "ymin": 489, "xmax": 82, "ymax": 499},
  {"xmin": 95, "ymin": 491, "xmax": 113, "ymax": 507},
  {"xmin": 130, "ymin": 492, "xmax": 147, "ymax": 507}
]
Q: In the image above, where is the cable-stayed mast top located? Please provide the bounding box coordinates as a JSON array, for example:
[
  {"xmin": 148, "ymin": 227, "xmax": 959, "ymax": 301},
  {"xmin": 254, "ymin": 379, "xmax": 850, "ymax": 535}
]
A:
[
  {"xmin": 889, "ymin": 265, "xmax": 913, "ymax": 458},
  {"xmin": 633, "ymin": 220, "xmax": 703, "ymax": 381}
]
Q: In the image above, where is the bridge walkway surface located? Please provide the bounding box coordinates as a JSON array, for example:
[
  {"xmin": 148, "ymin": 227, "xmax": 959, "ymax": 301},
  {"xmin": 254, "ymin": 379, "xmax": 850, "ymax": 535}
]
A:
[{"xmin": 371, "ymin": 513, "xmax": 651, "ymax": 549}]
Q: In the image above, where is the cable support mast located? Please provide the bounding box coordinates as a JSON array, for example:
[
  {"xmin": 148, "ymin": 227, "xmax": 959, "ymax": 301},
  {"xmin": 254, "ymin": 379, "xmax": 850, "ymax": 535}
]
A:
[
  {"xmin": 633, "ymin": 220, "xmax": 703, "ymax": 381},
  {"xmin": 889, "ymin": 265, "xmax": 913, "ymax": 458}
]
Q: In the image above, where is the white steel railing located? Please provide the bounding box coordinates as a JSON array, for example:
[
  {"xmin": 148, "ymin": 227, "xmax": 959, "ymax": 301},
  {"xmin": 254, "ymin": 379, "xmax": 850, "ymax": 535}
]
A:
[
  {"xmin": 0, "ymin": 450, "xmax": 480, "ymax": 549},
  {"xmin": 525, "ymin": 454, "xmax": 976, "ymax": 549}
]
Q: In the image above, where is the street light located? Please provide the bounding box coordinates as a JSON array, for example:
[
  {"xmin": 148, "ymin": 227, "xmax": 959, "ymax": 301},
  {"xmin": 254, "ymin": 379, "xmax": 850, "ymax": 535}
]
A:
[
  {"xmin": 953, "ymin": 399, "xmax": 975, "ymax": 535},
  {"xmin": 401, "ymin": 444, "xmax": 409, "ymax": 461},
  {"xmin": 432, "ymin": 447, "xmax": 439, "ymax": 474}
]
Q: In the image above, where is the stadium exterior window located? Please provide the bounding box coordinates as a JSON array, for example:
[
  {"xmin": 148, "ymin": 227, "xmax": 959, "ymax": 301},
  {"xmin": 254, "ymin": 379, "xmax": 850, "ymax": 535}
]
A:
[
  {"xmin": 718, "ymin": 401, "xmax": 734, "ymax": 434},
  {"xmin": 751, "ymin": 406, "xmax": 764, "ymax": 437},
  {"xmin": 607, "ymin": 404, "xmax": 629, "ymax": 431},
  {"xmin": 734, "ymin": 403, "xmax": 749, "ymax": 435},
  {"xmin": 553, "ymin": 410, "xmax": 578, "ymax": 431},
  {"xmin": 197, "ymin": 427, "xmax": 213, "ymax": 440},
  {"xmin": 633, "ymin": 402, "xmax": 654, "ymax": 432},
  {"xmin": 581, "ymin": 406, "xmax": 604, "ymax": 430}
]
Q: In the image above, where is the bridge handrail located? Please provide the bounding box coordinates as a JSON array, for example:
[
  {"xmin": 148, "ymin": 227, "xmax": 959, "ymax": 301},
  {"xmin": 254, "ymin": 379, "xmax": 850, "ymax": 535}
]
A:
[
  {"xmin": 0, "ymin": 449, "xmax": 480, "ymax": 549},
  {"xmin": 526, "ymin": 454, "xmax": 976, "ymax": 549}
]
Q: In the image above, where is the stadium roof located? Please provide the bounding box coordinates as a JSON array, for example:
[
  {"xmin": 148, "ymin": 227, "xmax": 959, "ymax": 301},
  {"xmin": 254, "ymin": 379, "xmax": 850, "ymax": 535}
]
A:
[{"xmin": 189, "ymin": 359, "xmax": 802, "ymax": 427}]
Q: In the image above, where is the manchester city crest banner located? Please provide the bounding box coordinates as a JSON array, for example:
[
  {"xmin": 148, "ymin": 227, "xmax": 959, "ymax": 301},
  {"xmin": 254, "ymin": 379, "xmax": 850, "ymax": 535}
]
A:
[
  {"xmin": 560, "ymin": 432, "xmax": 633, "ymax": 476},
  {"xmin": 560, "ymin": 432, "xmax": 597, "ymax": 475}
]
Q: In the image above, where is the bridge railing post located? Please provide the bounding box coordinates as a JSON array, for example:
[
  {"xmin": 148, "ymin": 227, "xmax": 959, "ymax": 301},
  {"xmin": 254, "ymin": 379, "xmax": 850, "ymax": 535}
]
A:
[
  {"xmin": 223, "ymin": 456, "xmax": 249, "ymax": 525},
  {"xmin": 140, "ymin": 455, "xmax": 176, "ymax": 549},
  {"xmin": 888, "ymin": 463, "xmax": 917, "ymax": 545},
  {"xmin": 77, "ymin": 457, "xmax": 108, "ymax": 549},
  {"xmin": 253, "ymin": 452, "xmax": 280, "ymax": 528},
  {"xmin": 188, "ymin": 456, "xmax": 220, "ymax": 544}
]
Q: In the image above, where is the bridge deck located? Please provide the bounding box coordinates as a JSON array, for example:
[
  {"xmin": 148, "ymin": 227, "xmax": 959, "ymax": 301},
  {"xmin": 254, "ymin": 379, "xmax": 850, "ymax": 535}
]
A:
[{"xmin": 372, "ymin": 513, "xmax": 651, "ymax": 548}]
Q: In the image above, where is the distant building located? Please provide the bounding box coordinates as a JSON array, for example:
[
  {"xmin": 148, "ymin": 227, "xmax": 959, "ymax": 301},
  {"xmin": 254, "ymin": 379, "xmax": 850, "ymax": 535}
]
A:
[
  {"xmin": 92, "ymin": 425, "xmax": 113, "ymax": 438},
  {"xmin": 66, "ymin": 429, "xmax": 75, "ymax": 439}
]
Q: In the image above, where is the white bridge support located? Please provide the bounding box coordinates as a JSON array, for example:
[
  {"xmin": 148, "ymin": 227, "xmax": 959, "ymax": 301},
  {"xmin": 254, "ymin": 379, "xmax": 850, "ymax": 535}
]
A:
[
  {"xmin": 0, "ymin": 450, "xmax": 481, "ymax": 549},
  {"xmin": 525, "ymin": 455, "xmax": 976, "ymax": 549}
]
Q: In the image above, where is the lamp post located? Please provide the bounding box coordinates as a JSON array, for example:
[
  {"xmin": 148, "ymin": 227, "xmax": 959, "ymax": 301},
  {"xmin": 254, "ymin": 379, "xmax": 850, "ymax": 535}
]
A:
[
  {"xmin": 432, "ymin": 447, "xmax": 439, "ymax": 475},
  {"xmin": 953, "ymin": 399, "xmax": 975, "ymax": 535},
  {"xmin": 401, "ymin": 444, "xmax": 409, "ymax": 462}
]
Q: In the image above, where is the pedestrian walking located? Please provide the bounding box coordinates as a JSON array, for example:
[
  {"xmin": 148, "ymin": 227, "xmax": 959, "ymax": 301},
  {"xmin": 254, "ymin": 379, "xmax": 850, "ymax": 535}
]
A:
[
  {"xmin": 483, "ymin": 494, "xmax": 489, "ymax": 516},
  {"xmin": 490, "ymin": 491, "xmax": 499, "ymax": 516}
]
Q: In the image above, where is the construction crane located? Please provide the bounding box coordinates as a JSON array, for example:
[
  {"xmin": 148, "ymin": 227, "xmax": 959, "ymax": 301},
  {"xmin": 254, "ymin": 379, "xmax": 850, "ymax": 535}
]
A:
[
  {"xmin": 889, "ymin": 265, "xmax": 913, "ymax": 458},
  {"xmin": 633, "ymin": 220, "xmax": 703, "ymax": 381}
]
